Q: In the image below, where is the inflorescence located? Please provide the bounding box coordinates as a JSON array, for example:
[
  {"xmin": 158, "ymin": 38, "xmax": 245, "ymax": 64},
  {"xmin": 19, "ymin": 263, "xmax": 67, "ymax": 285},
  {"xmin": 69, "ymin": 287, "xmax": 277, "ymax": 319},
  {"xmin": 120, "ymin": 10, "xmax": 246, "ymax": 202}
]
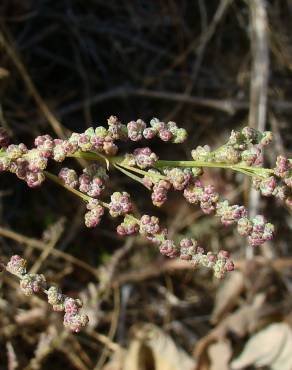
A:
[
  {"xmin": 1, "ymin": 117, "xmax": 292, "ymax": 332},
  {"xmin": 5, "ymin": 255, "xmax": 89, "ymax": 333}
]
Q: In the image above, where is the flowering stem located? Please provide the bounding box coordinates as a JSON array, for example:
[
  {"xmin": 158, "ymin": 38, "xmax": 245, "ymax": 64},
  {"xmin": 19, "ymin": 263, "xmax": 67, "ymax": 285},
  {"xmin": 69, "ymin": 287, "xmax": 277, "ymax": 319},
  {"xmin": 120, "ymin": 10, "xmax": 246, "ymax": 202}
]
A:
[
  {"xmin": 69, "ymin": 150, "xmax": 111, "ymax": 169},
  {"xmin": 118, "ymin": 162, "xmax": 166, "ymax": 180},
  {"xmin": 154, "ymin": 160, "xmax": 273, "ymax": 177},
  {"xmin": 70, "ymin": 151, "xmax": 274, "ymax": 179},
  {"xmin": 44, "ymin": 171, "xmax": 91, "ymax": 201},
  {"xmin": 114, "ymin": 164, "xmax": 145, "ymax": 185}
]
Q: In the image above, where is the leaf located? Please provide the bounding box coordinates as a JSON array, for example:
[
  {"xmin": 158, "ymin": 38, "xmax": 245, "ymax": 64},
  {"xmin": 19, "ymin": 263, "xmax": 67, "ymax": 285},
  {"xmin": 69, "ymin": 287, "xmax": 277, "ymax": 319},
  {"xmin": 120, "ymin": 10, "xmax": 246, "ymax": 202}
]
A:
[
  {"xmin": 208, "ymin": 340, "xmax": 232, "ymax": 370},
  {"xmin": 194, "ymin": 293, "xmax": 266, "ymax": 361},
  {"xmin": 223, "ymin": 292, "xmax": 266, "ymax": 337},
  {"xmin": 211, "ymin": 271, "xmax": 245, "ymax": 324},
  {"xmin": 123, "ymin": 324, "xmax": 196, "ymax": 370},
  {"xmin": 231, "ymin": 322, "xmax": 292, "ymax": 370}
]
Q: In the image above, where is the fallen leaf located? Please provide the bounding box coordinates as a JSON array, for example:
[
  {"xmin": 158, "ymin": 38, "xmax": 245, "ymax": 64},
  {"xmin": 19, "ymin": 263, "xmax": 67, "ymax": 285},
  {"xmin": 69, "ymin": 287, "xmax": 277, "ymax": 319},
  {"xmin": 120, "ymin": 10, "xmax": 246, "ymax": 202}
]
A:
[
  {"xmin": 194, "ymin": 293, "xmax": 266, "ymax": 363},
  {"xmin": 222, "ymin": 292, "xmax": 265, "ymax": 337},
  {"xmin": 231, "ymin": 322, "xmax": 292, "ymax": 370},
  {"xmin": 211, "ymin": 271, "xmax": 245, "ymax": 324},
  {"xmin": 123, "ymin": 323, "xmax": 196, "ymax": 370},
  {"xmin": 208, "ymin": 340, "xmax": 232, "ymax": 370}
]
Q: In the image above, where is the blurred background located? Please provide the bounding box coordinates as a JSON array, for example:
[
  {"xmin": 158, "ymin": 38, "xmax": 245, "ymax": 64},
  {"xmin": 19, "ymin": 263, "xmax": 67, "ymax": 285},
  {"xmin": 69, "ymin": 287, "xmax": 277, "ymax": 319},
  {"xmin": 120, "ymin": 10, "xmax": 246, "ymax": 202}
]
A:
[{"xmin": 0, "ymin": 1, "xmax": 292, "ymax": 369}]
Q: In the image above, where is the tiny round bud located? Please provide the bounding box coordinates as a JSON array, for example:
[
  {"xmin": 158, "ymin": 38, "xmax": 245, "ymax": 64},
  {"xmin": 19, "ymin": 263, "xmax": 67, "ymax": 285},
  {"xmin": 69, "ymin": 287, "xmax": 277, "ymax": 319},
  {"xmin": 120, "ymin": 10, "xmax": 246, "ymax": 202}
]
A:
[
  {"xmin": 63, "ymin": 312, "xmax": 89, "ymax": 333},
  {"xmin": 20, "ymin": 273, "xmax": 47, "ymax": 296},
  {"xmin": 6, "ymin": 255, "xmax": 27, "ymax": 276}
]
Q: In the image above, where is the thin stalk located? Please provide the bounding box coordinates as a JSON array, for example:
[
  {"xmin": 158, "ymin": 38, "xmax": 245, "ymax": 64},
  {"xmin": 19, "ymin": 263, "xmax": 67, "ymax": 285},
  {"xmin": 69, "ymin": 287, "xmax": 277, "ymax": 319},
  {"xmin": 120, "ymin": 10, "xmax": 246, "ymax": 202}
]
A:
[
  {"xmin": 69, "ymin": 150, "xmax": 112, "ymax": 169},
  {"xmin": 114, "ymin": 164, "xmax": 146, "ymax": 186},
  {"xmin": 118, "ymin": 162, "xmax": 166, "ymax": 180},
  {"xmin": 44, "ymin": 171, "xmax": 91, "ymax": 202},
  {"xmin": 44, "ymin": 170, "xmax": 109, "ymax": 209},
  {"xmin": 0, "ymin": 147, "xmax": 279, "ymax": 179},
  {"xmin": 154, "ymin": 160, "xmax": 273, "ymax": 177},
  {"xmin": 69, "ymin": 151, "xmax": 274, "ymax": 178}
]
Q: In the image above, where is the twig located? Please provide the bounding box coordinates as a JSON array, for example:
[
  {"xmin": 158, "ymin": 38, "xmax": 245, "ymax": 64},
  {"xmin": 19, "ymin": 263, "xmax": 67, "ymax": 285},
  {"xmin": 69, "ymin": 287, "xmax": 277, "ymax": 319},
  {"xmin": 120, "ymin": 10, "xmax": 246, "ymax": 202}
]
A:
[
  {"xmin": 87, "ymin": 330, "xmax": 122, "ymax": 353},
  {"xmin": 0, "ymin": 226, "xmax": 100, "ymax": 279},
  {"xmin": 166, "ymin": 0, "xmax": 233, "ymax": 120},
  {"xmin": 29, "ymin": 219, "xmax": 65, "ymax": 274},
  {"xmin": 0, "ymin": 28, "xmax": 67, "ymax": 138},
  {"xmin": 248, "ymin": 0, "xmax": 269, "ymax": 130},
  {"xmin": 57, "ymin": 86, "xmax": 292, "ymax": 118},
  {"xmin": 93, "ymin": 287, "xmax": 121, "ymax": 370},
  {"xmin": 247, "ymin": 0, "xmax": 269, "ymax": 259}
]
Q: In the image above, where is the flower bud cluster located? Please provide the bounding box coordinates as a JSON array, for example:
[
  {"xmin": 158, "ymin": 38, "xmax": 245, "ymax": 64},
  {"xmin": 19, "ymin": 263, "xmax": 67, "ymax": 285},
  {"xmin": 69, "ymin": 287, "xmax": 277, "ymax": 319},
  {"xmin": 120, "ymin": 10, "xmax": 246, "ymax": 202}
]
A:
[
  {"xmin": 5, "ymin": 255, "xmax": 89, "ymax": 332},
  {"xmin": 164, "ymin": 167, "xmax": 193, "ymax": 190},
  {"xmin": 191, "ymin": 127, "xmax": 272, "ymax": 166},
  {"xmin": 139, "ymin": 214, "xmax": 161, "ymax": 237},
  {"xmin": 20, "ymin": 273, "xmax": 47, "ymax": 296},
  {"xmin": 251, "ymin": 156, "xmax": 292, "ymax": 209},
  {"xmin": 179, "ymin": 239, "xmax": 234, "ymax": 279},
  {"xmin": 79, "ymin": 164, "xmax": 108, "ymax": 197},
  {"xmin": 6, "ymin": 255, "xmax": 27, "ymax": 276},
  {"xmin": 141, "ymin": 167, "xmax": 201, "ymax": 209},
  {"xmin": 59, "ymin": 167, "xmax": 79, "ymax": 188},
  {"xmin": 107, "ymin": 115, "xmax": 127, "ymax": 140},
  {"xmin": 184, "ymin": 180, "xmax": 219, "ymax": 214},
  {"xmin": 216, "ymin": 201, "xmax": 247, "ymax": 226},
  {"xmin": 127, "ymin": 119, "xmax": 146, "ymax": 141},
  {"xmin": 237, "ymin": 215, "xmax": 274, "ymax": 246},
  {"xmin": 133, "ymin": 147, "xmax": 158, "ymax": 169},
  {"xmin": 127, "ymin": 117, "xmax": 188, "ymax": 143},
  {"xmin": 109, "ymin": 191, "xmax": 133, "ymax": 217},
  {"xmin": 85, "ymin": 199, "xmax": 105, "ymax": 228},
  {"xmin": 84, "ymin": 202, "xmax": 104, "ymax": 228},
  {"xmin": 0, "ymin": 142, "xmax": 46, "ymax": 187},
  {"xmin": 117, "ymin": 216, "xmax": 140, "ymax": 236},
  {"xmin": 151, "ymin": 180, "xmax": 171, "ymax": 207},
  {"xmin": 140, "ymin": 168, "xmax": 196, "ymax": 208},
  {"xmin": 183, "ymin": 179, "xmax": 272, "ymax": 247},
  {"xmin": 133, "ymin": 216, "xmax": 235, "ymax": 278},
  {"xmin": 47, "ymin": 288, "xmax": 88, "ymax": 332}
]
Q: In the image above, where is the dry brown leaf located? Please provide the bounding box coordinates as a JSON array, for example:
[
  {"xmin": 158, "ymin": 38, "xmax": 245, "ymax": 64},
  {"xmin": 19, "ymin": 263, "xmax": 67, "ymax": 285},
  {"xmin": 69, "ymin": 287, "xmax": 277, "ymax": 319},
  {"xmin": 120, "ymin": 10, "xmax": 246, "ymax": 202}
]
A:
[
  {"xmin": 208, "ymin": 340, "xmax": 232, "ymax": 370},
  {"xmin": 6, "ymin": 342, "xmax": 18, "ymax": 370},
  {"xmin": 194, "ymin": 293, "xmax": 266, "ymax": 364},
  {"xmin": 231, "ymin": 322, "xmax": 292, "ymax": 370},
  {"xmin": 102, "ymin": 353, "xmax": 124, "ymax": 370},
  {"xmin": 222, "ymin": 292, "xmax": 265, "ymax": 337},
  {"xmin": 123, "ymin": 323, "xmax": 196, "ymax": 370},
  {"xmin": 211, "ymin": 271, "xmax": 245, "ymax": 324}
]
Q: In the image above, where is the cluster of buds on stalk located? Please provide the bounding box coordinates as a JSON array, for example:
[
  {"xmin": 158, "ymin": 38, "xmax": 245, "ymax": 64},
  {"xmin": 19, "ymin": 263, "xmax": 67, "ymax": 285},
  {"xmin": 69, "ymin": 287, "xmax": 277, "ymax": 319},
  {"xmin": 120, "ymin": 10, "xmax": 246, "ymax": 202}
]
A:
[
  {"xmin": 5, "ymin": 255, "xmax": 89, "ymax": 332},
  {"xmin": 115, "ymin": 214, "xmax": 235, "ymax": 279},
  {"xmin": 1, "ymin": 118, "xmax": 291, "ymax": 286},
  {"xmin": 190, "ymin": 126, "xmax": 272, "ymax": 165},
  {"xmin": 252, "ymin": 156, "xmax": 292, "ymax": 208}
]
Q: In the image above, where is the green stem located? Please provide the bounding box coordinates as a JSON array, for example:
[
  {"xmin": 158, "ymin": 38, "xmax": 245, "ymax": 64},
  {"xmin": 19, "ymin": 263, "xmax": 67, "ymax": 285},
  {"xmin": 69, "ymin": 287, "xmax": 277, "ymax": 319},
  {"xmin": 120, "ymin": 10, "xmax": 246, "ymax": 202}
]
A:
[
  {"xmin": 114, "ymin": 164, "xmax": 146, "ymax": 186},
  {"xmin": 0, "ymin": 147, "xmax": 278, "ymax": 179},
  {"xmin": 118, "ymin": 162, "xmax": 166, "ymax": 180},
  {"xmin": 154, "ymin": 160, "xmax": 273, "ymax": 178},
  {"xmin": 44, "ymin": 171, "xmax": 91, "ymax": 201},
  {"xmin": 68, "ymin": 151, "xmax": 274, "ymax": 178}
]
